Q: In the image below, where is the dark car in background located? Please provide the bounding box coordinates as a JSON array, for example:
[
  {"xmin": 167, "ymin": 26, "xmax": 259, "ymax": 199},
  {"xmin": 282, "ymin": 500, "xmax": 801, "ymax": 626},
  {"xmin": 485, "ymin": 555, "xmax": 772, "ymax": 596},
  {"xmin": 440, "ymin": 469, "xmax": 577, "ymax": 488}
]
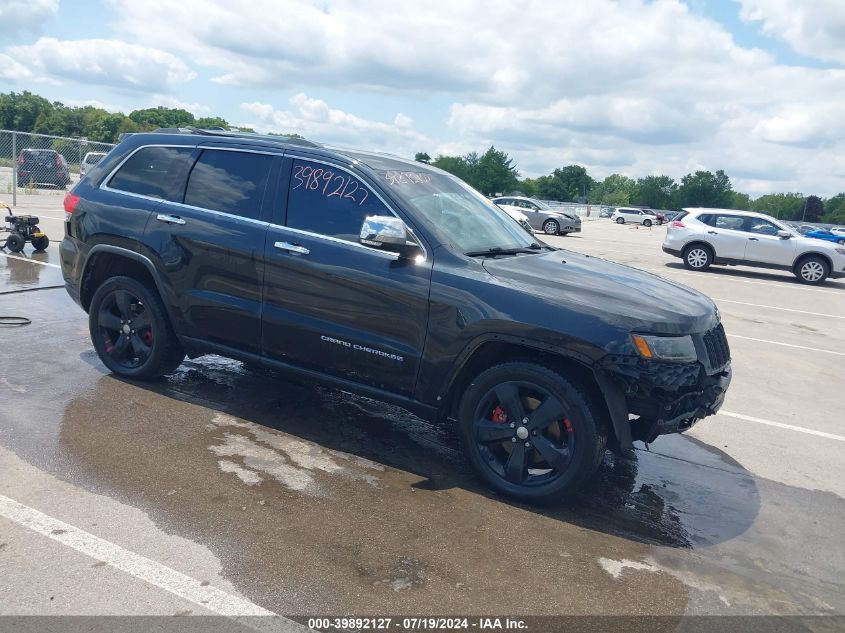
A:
[{"xmin": 17, "ymin": 149, "xmax": 71, "ymax": 189}]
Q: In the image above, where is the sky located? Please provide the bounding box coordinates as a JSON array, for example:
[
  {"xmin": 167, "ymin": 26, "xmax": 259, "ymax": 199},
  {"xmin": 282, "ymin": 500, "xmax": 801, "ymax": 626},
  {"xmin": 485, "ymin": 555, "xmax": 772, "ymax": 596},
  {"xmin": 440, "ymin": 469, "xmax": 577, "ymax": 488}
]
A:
[{"xmin": 1, "ymin": 0, "xmax": 844, "ymax": 197}]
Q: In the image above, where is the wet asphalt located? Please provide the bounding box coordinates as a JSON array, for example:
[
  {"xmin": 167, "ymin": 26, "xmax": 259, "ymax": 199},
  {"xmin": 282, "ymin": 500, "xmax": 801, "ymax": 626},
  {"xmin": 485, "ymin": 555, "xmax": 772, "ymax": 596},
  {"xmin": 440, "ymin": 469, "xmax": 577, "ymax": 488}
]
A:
[{"xmin": 0, "ymin": 206, "xmax": 844, "ymax": 619}]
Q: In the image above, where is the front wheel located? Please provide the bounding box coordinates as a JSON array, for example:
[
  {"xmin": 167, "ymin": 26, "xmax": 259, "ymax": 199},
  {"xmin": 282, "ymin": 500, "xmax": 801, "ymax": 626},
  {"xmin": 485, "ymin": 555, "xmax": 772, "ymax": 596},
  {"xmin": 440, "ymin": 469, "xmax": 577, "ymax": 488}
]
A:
[
  {"xmin": 543, "ymin": 219, "xmax": 559, "ymax": 235},
  {"xmin": 458, "ymin": 362, "xmax": 606, "ymax": 503},
  {"xmin": 89, "ymin": 276, "xmax": 185, "ymax": 380},
  {"xmin": 5, "ymin": 233, "xmax": 25, "ymax": 253},
  {"xmin": 31, "ymin": 233, "xmax": 49, "ymax": 251},
  {"xmin": 794, "ymin": 256, "xmax": 829, "ymax": 285}
]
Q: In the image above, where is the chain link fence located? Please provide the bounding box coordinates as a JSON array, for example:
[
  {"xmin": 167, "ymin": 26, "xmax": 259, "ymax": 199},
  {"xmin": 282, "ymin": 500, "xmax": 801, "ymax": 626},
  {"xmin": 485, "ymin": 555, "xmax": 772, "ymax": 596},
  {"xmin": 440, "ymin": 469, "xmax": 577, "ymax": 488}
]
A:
[{"xmin": 1, "ymin": 129, "xmax": 115, "ymax": 206}]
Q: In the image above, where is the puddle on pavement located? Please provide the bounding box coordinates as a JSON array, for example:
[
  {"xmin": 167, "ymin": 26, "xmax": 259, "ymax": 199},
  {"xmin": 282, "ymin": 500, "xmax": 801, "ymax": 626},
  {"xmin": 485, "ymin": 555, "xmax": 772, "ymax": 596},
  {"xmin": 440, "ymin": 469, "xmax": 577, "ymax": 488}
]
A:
[{"xmin": 2, "ymin": 301, "xmax": 844, "ymax": 616}]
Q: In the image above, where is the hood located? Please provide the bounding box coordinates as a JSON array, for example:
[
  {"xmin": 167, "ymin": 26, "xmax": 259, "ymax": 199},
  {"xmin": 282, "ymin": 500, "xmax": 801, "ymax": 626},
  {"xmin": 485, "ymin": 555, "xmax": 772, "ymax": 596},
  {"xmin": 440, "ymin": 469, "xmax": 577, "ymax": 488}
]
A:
[{"xmin": 482, "ymin": 249, "xmax": 718, "ymax": 334}]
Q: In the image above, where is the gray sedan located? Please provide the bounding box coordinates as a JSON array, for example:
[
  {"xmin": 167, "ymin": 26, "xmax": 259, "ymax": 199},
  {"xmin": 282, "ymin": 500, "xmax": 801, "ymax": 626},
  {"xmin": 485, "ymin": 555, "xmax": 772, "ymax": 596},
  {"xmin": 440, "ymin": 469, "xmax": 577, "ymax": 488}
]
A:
[{"xmin": 492, "ymin": 196, "xmax": 582, "ymax": 235}]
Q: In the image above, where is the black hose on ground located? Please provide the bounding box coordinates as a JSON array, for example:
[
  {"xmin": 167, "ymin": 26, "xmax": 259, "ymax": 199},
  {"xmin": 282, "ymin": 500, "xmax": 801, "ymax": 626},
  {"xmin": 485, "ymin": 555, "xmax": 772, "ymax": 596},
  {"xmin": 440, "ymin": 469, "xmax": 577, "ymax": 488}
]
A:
[{"xmin": 0, "ymin": 284, "xmax": 65, "ymax": 326}]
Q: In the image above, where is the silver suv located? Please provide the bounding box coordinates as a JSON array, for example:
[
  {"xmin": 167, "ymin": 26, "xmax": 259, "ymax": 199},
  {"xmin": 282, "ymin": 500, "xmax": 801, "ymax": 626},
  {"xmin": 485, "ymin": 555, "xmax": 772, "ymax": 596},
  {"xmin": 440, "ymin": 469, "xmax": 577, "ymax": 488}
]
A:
[
  {"xmin": 492, "ymin": 197, "xmax": 581, "ymax": 235},
  {"xmin": 662, "ymin": 208, "xmax": 845, "ymax": 285}
]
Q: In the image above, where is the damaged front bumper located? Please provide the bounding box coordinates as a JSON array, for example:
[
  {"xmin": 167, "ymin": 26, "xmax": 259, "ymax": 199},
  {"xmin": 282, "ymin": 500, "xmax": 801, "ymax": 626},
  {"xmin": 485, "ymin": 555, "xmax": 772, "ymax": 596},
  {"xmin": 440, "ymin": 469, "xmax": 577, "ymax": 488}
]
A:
[{"xmin": 598, "ymin": 354, "xmax": 732, "ymax": 447}]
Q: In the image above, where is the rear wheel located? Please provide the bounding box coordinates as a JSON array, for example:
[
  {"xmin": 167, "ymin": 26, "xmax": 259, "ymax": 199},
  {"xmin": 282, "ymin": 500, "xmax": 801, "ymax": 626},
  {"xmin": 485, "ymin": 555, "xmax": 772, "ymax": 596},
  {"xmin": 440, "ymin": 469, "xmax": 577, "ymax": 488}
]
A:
[
  {"xmin": 543, "ymin": 219, "xmax": 559, "ymax": 235},
  {"xmin": 682, "ymin": 244, "xmax": 713, "ymax": 271},
  {"xmin": 5, "ymin": 233, "xmax": 24, "ymax": 253},
  {"xmin": 89, "ymin": 276, "xmax": 185, "ymax": 380},
  {"xmin": 458, "ymin": 362, "xmax": 606, "ymax": 503},
  {"xmin": 794, "ymin": 256, "xmax": 829, "ymax": 285},
  {"xmin": 616, "ymin": 217, "xmax": 625, "ymax": 224}
]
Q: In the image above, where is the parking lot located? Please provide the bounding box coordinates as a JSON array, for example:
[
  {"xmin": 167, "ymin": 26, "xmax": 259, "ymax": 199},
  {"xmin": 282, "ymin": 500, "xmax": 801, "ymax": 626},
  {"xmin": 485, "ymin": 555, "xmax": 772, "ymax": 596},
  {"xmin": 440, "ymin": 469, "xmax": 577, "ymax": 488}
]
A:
[{"xmin": 1, "ymin": 201, "xmax": 843, "ymax": 625}]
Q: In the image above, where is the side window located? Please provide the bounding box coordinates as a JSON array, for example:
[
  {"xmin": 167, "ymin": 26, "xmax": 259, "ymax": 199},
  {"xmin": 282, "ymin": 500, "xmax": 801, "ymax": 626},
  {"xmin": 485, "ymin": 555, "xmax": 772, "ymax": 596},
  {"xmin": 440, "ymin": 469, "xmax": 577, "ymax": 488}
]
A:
[
  {"xmin": 714, "ymin": 214, "xmax": 746, "ymax": 231},
  {"xmin": 747, "ymin": 219, "xmax": 780, "ymax": 236},
  {"xmin": 108, "ymin": 146, "xmax": 194, "ymax": 201},
  {"xmin": 184, "ymin": 150, "xmax": 273, "ymax": 221},
  {"xmin": 286, "ymin": 159, "xmax": 390, "ymax": 242},
  {"xmin": 525, "ymin": 202, "xmax": 540, "ymax": 210},
  {"xmin": 697, "ymin": 214, "xmax": 714, "ymax": 226}
]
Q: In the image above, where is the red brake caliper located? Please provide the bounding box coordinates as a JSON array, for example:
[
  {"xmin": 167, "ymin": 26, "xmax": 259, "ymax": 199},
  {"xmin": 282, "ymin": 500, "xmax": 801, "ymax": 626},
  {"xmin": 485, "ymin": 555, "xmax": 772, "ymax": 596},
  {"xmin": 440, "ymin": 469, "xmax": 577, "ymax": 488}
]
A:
[
  {"xmin": 491, "ymin": 405, "xmax": 508, "ymax": 424},
  {"xmin": 143, "ymin": 330, "xmax": 153, "ymax": 345}
]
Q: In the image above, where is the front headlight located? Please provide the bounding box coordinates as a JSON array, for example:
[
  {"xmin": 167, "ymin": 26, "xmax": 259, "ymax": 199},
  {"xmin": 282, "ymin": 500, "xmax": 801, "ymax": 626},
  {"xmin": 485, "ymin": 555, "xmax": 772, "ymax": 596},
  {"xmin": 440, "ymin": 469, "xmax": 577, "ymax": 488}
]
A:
[{"xmin": 631, "ymin": 334, "xmax": 697, "ymax": 362}]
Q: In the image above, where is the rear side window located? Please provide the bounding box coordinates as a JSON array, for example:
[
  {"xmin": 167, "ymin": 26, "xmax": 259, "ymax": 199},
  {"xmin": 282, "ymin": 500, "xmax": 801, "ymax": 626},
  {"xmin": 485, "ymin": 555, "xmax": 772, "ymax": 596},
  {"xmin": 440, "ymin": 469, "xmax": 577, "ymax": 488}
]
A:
[
  {"xmin": 286, "ymin": 159, "xmax": 390, "ymax": 241},
  {"xmin": 184, "ymin": 150, "xmax": 273, "ymax": 221},
  {"xmin": 109, "ymin": 146, "xmax": 194, "ymax": 201},
  {"xmin": 696, "ymin": 213, "xmax": 713, "ymax": 225}
]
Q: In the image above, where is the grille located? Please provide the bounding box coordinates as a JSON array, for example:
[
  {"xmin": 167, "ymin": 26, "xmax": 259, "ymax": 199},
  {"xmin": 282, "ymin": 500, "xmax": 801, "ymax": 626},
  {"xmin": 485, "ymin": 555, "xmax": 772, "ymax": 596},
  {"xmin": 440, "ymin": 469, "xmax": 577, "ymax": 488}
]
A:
[{"xmin": 703, "ymin": 323, "xmax": 730, "ymax": 369}]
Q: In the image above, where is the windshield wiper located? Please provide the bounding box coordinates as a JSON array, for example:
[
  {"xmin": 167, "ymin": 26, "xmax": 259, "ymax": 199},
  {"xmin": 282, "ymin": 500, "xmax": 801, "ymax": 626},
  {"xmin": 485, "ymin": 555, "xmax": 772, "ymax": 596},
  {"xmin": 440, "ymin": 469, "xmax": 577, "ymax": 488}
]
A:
[{"xmin": 465, "ymin": 245, "xmax": 543, "ymax": 257}]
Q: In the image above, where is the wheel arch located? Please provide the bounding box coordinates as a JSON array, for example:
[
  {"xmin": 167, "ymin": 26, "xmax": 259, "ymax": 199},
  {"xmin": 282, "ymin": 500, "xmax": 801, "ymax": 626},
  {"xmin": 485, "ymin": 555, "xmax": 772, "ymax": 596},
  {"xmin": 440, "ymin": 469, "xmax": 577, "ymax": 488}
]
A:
[
  {"xmin": 792, "ymin": 251, "xmax": 833, "ymax": 274},
  {"xmin": 79, "ymin": 246, "xmax": 182, "ymax": 333},
  {"xmin": 438, "ymin": 335, "xmax": 631, "ymax": 450},
  {"xmin": 682, "ymin": 240, "xmax": 714, "ymax": 256}
]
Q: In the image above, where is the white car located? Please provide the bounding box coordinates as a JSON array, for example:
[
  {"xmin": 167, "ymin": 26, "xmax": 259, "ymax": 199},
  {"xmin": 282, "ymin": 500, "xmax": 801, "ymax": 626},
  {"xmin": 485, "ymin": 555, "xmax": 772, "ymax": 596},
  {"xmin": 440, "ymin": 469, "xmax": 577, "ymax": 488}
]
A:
[
  {"xmin": 611, "ymin": 207, "xmax": 657, "ymax": 226},
  {"xmin": 80, "ymin": 151, "xmax": 107, "ymax": 177},
  {"xmin": 662, "ymin": 207, "xmax": 845, "ymax": 285},
  {"xmin": 494, "ymin": 204, "xmax": 534, "ymax": 233}
]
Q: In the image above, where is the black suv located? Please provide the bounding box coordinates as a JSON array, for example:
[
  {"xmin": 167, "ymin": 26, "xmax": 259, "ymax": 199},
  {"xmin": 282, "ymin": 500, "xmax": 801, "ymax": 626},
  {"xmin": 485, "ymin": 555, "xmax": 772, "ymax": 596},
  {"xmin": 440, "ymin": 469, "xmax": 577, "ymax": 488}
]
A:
[
  {"xmin": 60, "ymin": 129, "xmax": 731, "ymax": 502},
  {"xmin": 17, "ymin": 149, "xmax": 71, "ymax": 188}
]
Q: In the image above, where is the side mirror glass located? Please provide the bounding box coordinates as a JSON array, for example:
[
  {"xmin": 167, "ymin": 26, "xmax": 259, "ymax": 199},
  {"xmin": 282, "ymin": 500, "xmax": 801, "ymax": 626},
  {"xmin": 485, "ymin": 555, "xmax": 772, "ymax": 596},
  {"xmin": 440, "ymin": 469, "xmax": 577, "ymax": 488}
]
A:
[
  {"xmin": 777, "ymin": 230, "xmax": 792, "ymax": 239},
  {"xmin": 360, "ymin": 215, "xmax": 422, "ymax": 260}
]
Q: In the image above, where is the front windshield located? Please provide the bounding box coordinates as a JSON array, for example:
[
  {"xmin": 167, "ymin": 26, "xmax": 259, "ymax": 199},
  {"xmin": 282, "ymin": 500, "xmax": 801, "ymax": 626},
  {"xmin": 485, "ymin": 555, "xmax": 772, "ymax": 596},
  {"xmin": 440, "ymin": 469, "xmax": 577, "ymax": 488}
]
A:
[{"xmin": 379, "ymin": 170, "xmax": 537, "ymax": 253}]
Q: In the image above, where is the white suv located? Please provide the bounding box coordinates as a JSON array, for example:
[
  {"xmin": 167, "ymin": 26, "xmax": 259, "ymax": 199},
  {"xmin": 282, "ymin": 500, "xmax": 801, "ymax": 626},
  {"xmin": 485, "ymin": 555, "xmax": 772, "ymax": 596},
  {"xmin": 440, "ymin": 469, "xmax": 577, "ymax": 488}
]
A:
[
  {"xmin": 611, "ymin": 207, "xmax": 656, "ymax": 226},
  {"xmin": 663, "ymin": 208, "xmax": 845, "ymax": 285}
]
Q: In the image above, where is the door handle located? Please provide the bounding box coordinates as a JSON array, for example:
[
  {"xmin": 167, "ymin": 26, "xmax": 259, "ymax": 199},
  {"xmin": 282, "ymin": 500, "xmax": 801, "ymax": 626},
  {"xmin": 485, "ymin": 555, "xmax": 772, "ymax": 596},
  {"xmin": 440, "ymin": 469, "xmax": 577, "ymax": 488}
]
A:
[
  {"xmin": 748, "ymin": 237, "xmax": 759, "ymax": 241},
  {"xmin": 274, "ymin": 241, "xmax": 310, "ymax": 255},
  {"xmin": 156, "ymin": 214, "xmax": 186, "ymax": 225},
  {"xmin": 707, "ymin": 231, "xmax": 717, "ymax": 235}
]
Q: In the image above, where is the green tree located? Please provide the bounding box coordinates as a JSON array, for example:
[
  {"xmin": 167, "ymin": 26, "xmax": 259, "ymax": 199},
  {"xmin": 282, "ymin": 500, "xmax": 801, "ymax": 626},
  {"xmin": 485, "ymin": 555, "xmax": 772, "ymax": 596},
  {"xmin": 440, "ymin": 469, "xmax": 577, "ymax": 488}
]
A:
[
  {"xmin": 590, "ymin": 173, "xmax": 636, "ymax": 206},
  {"xmin": 519, "ymin": 178, "xmax": 538, "ymax": 197},
  {"xmin": 432, "ymin": 155, "xmax": 473, "ymax": 183},
  {"xmin": 750, "ymin": 193, "xmax": 804, "ymax": 220},
  {"xmin": 474, "ymin": 146, "xmax": 519, "ymax": 196},
  {"xmin": 796, "ymin": 195, "xmax": 824, "ymax": 222},
  {"xmin": 633, "ymin": 175, "xmax": 677, "ymax": 209},
  {"xmin": 535, "ymin": 165, "xmax": 594, "ymax": 202},
  {"xmin": 194, "ymin": 116, "xmax": 229, "ymax": 129},
  {"xmin": 675, "ymin": 170, "xmax": 733, "ymax": 208},
  {"xmin": 728, "ymin": 191, "xmax": 751, "ymax": 210},
  {"xmin": 0, "ymin": 91, "xmax": 53, "ymax": 131},
  {"xmin": 823, "ymin": 193, "xmax": 845, "ymax": 224},
  {"xmin": 414, "ymin": 152, "xmax": 431, "ymax": 164},
  {"xmin": 128, "ymin": 106, "xmax": 196, "ymax": 129}
]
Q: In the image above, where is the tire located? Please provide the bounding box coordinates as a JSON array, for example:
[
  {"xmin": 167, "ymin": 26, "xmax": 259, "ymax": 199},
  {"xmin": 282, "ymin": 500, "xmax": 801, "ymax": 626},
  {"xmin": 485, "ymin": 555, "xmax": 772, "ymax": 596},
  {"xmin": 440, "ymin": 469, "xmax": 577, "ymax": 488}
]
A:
[
  {"xmin": 5, "ymin": 233, "xmax": 25, "ymax": 253},
  {"xmin": 837, "ymin": 239, "xmax": 845, "ymax": 246},
  {"xmin": 543, "ymin": 219, "xmax": 559, "ymax": 235},
  {"xmin": 615, "ymin": 217, "xmax": 625, "ymax": 224},
  {"xmin": 794, "ymin": 256, "xmax": 829, "ymax": 285},
  {"xmin": 88, "ymin": 275, "xmax": 185, "ymax": 380},
  {"xmin": 457, "ymin": 362, "xmax": 606, "ymax": 503},
  {"xmin": 31, "ymin": 234, "xmax": 49, "ymax": 251},
  {"xmin": 682, "ymin": 243, "xmax": 713, "ymax": 271},
  {"xmin": 643, "ymin": 219, "xmax": 652, "ymax": 227}
]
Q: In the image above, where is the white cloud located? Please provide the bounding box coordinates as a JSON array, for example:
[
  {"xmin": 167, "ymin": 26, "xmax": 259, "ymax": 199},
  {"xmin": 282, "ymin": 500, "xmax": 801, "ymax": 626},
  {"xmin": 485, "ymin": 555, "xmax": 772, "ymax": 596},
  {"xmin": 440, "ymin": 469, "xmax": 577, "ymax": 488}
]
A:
[
  {"xmin": 0, "ymin": 0, "xmax": 58, "ymax": 37},
  {"xmin": 739, "ymin": 0, "xmax": 845, "ymax": 65},
  {"xmin": 0, "ymin": 53, "xmax": 33, "ymax": 81},
  {"xmin": 6, "ymin": 37, "xmax": 195, "ymax": 92},
  {"xmin": 239, "ymin": 94, "xmax": 428, "ymax": 154},
  {"xmin": 152, "ymin": 95, "xmax": 211, "ymax": 116}
]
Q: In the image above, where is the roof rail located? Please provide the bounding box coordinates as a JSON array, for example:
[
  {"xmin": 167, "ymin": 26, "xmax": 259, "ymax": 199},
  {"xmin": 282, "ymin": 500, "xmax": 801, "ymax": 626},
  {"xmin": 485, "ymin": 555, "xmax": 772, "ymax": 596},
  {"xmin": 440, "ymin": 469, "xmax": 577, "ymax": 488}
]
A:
[{"xmin": 150, "ymin": 126, "xmax": 321, "ymax": 148}]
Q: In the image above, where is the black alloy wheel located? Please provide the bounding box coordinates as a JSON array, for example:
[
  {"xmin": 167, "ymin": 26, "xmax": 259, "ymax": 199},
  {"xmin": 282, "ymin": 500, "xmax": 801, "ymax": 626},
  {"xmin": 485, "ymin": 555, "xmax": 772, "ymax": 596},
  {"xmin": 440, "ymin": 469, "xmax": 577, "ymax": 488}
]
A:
[
  {"xmin": 89, "ymin": 276, "xmax": 185, "ymax": 379},
  {"xmin": 459, "ymin": 362, "xmax": 605, "ymax": 502}
]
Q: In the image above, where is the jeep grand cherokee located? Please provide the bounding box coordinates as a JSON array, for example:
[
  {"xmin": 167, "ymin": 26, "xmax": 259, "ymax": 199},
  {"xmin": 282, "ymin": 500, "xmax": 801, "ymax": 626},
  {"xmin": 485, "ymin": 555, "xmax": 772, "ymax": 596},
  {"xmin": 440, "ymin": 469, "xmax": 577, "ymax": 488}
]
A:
[{"xmin": 60, "ymin": 128, "xmax": 731, "ymax": 502}]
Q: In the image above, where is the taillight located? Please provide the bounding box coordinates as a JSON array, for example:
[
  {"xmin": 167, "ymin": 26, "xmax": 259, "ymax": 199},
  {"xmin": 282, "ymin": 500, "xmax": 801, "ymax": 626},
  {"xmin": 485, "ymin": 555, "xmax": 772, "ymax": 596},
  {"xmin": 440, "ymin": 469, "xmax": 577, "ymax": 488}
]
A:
[
  {"xmin": 56, "ymin": 154, "xmax": 63, "ymax": 168},
  {"xmin": 64, "ymin": 192, "xmax": 80, "ymax": 215},
  {"xmin": 17, "ymin": 154, "xmax": 24, "ymax": 166},
  {"xmin": 671, "ymin": 220, "xmax": 685, "ymax": 229}
]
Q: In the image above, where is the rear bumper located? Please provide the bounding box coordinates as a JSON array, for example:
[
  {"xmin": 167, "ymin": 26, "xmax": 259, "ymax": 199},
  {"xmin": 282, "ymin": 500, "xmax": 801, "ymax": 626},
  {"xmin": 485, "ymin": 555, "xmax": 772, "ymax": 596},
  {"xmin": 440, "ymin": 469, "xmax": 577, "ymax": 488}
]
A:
[{"xmin": 662, "ymin": 245, "xmax": 682, "ymax": 257}]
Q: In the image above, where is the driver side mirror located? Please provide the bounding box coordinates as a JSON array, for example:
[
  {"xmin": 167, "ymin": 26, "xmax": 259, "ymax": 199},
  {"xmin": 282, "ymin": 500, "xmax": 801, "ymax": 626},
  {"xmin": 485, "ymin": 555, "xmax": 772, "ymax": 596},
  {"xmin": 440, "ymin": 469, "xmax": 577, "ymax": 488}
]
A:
[
  {"xmin": 359, "ymin": 215, "xmax": 422, "ymax": 260},
  {"xmin": 777, "ymin": 230, "xmax": 792, "ymax": 239}
]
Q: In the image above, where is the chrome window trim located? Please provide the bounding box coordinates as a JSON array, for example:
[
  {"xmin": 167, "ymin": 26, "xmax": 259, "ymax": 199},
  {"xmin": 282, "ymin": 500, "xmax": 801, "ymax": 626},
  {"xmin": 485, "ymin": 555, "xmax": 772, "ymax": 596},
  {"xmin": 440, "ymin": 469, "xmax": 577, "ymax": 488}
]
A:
[{"xmin": 286, "ymin": 153, "xmax": 428, "ymax": 261}]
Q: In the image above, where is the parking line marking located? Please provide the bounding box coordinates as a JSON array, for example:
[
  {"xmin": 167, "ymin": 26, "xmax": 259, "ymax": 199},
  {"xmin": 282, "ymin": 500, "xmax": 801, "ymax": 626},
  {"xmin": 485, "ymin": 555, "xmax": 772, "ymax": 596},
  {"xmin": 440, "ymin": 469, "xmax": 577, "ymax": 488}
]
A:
[
  {"xmin": 713, "ymin": 299, "xmax": 845, "ymax": 319},
  {"xmin": 0, "ymin": 494, "xmax": 302, "ymax": 625},
  {"xmin": 0, "ymin": 252, "xmax": 61, "ymax": 268},
  {"xmin": 719, "ymin": 411, "xmax": 845, "ymax": 442},
  {"xmin": 727, "ymin": 334, "xmax": 845, "ymax": 356}
]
